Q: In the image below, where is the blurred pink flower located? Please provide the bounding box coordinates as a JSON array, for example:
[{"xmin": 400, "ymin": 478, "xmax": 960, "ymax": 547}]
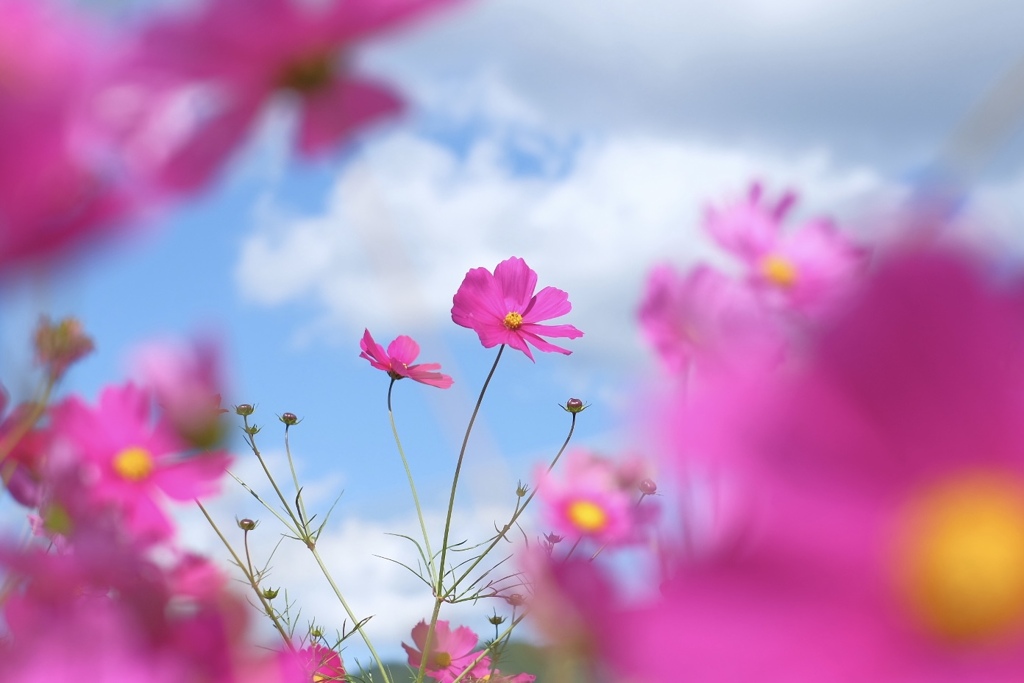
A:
[
  {"xmin": 536, "ymin": 450, "xmax": 649, "ymax": 547},
  {"xmin": 359, "ymin": 329, "xmax": 453, "ymax": 389},
  {"xmin": 299, "ymin": 644, "xmax": 345, "ymax": 682},
  {"xmin": 49, "ymin": 382, "xmax": 230, "ymax": 543},
  {"xmin": 594, "ymin": 248, "xmax": 1024, "ymax": 681},
  {"xmin": 704, "ymin": 183, "xmax": 866, "ymax": 313},
  {"xmin": 451, "ymin": 256, "xmax": 583, "ymax": 361},
  {"xmin": 127, "ymin": 0, "xmax": 456, "ymax": 193},
  {"xmin": 638, "ymin": 263, "xmax": 783, "ymax": 374},
  {"xmin": 0, "ymin": 0, "xmax": 139, "ymax": 273},
  {"xmin": 402, "ymin": 620, "xmax": 491, "ymax": 683}
]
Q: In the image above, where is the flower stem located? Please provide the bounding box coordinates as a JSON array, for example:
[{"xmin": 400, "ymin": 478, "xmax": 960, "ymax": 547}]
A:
[
  {"xmin": 417, "ymin": 344, "xmax": 506, "ymax": 683},
  {"xmin": 387, "ymin": 378, "xmax": 436, "ymax": 584}
]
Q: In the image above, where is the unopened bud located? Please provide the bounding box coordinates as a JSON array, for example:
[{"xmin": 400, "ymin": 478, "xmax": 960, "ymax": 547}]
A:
[
  {"xmin": 235, "ymin": 403, "xmax": 255, "ymax": 417},
  {"xmin": 34, "ymin": 316, "xmax": 94, "ymax": 381},
  {"xmin": 504, "ymin": 593, "xmax": 526, "ymax": 607},
  {"xmin": 310, "ymin": 626, "xmax": 325, "ymax": 639},
  {"xmin": 639, "ymin": 478, "xmax": 658, "ymax": 495},
  {"xmin": 244, "ymin": 424, "xmax": 261, "ymax": 436},
  {"xmin": 488, "ymin": 614, "xmax": 506, "ymax": 626},
  {"xmin": 515, "ymin": 482, "xmax": 528, "ymax": 497},
  {"xmin": 279, "ymin": 412, "xmax": 300, "ymax": 427},
  {"xmin": 237, "ymin": 518, "xmax": 257, "ymax": 531},
  {"xmin": 262, "ymin": 587, "xmax": 280, "ymax": 600},
  {"xmin": 544, "ymin": 533, "xmax": 563, "ymax": 544},
  {"xmin": 562, "ymin": 398, "xmax": 587, "ymax": 414}
]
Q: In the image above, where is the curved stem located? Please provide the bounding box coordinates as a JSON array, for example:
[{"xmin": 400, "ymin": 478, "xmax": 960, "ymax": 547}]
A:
[
  {"xmin": 307, "ymin": 544, "xmax": 392, "ymax": 683},
  {"xmin": 387, "ymin": 379, "xmax": 436, "ymax": 583},
  {"xmin": 417, "ymin": 345, "xmax": 506, "ymax": 683}
]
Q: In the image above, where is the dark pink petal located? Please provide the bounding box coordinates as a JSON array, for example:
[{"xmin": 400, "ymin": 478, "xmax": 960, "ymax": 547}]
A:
[
  {"xmin": 452, "ymin": 267, "xmax": 507, "ymax": 327},
  {"xmin": 493, "ymin": 256, "xmax": 539, "ymax": 310},
  {"xmin": 359, "ymin": 329, "xmax": 392, "ymax": 372},
  {"xmin": 297, "ymin": 78, "xmax": 402, "ymax": 156},
  {"xmin": 519, "ymin": 329, "xmax": 573, "ymax": 356},
  {"xmin": 405, "ymin": 363, "xmax": 454, "ymax": 389},
  {"xmin": 386, "ymin": 335, "xmax": 422, "ymax": 367},
  {"xmin": 522, "ymin": 285, "xmax": 572, "ymax": 323}
]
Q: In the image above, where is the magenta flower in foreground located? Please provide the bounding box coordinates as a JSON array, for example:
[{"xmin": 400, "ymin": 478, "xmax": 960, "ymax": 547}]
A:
[
  {"xmin": 402, "ymin": 620, "xmax": 490, "ymax": 683},
  {"xmin": 359, "ymin": 329, "xmax": 453, "ymax": 388},
  {"xmin": 451, "ymin": 257, "xmax": 583, "ymax": 361},
  {"xmin": 575, "ymin": 248, "xmax": 1024, "ymax": 681}
]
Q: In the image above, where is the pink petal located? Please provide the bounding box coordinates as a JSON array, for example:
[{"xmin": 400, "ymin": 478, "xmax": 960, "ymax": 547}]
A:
[
  {"xmin": 493, "ymin": 256, "xmax": 539, "ymax": 309},
  {"xmin": 359, "ymin": 329, "xmax": 392, "ymax": 372},
  {"xmin": 387, "ymin": 335, "xmax": 421, "ymax": 367},
  {"xmin": 297, "ymin": 78, "xmax": 402, "ymax": 156},
  {"xmin": 521, "ymin": 321, "xmax": 583, "ymax": 341},
  {"xmin": 523, "ymin": 286, "xmax": 572, "ymax": 323},
  {"xmin": 405, "ymin": 363, "xmax": 454, "ymax": 389},
  {"xmin": 519, "ymin": 329, "xmax": 573, "ymax": 356},
  {"xmin": 452, "ymin": 267, "xmax": 507, "ymax": 327},
  {"xmin": 323, "ymin": 0, "xmax": 462, "ymax": 43},
  {"xmin": 155, "ymin": 450, "xmax": 232, "ymax": 500}
]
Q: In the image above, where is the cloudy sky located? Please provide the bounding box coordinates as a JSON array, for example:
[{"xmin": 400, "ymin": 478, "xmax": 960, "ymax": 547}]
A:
[{"xmin": 4, "ymin": 0, "xmax": 1024, "ymax": 665}]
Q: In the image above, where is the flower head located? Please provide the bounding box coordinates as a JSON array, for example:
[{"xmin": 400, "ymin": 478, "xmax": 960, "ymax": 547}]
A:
[
  {"xmin": 451, "ymin": 256, "xmax": 583, "ymax": 361},
  {"xmin": 300, "ymin": 644, "xmax": 345, "ymax": 682},
  {"xmin": 402, "ymin": 620, "xmax": 490, "ymax": 683},
  {"xmin": 359, "ymin": 329, "xmax": 453, "ymax": 388}
]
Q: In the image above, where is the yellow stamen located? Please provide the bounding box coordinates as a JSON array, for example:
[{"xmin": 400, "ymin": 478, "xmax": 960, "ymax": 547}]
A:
[
  {"xmin": 503, "ymin": 311, "xmax": 524, "ymax": 330},
  {"xmin": 113, "ymin": 446, "xmax": 154, "ymax": 482},
  {"xmin": 760, "ymin": 254, "xmax": 798, "ymax": 288},
  {"xmin": 896, "ymin": 473, "xmax": 1024, "ymax": 644},
  {"xmin": 567, "ymin": 500, "xmax": 608, "ymax": 533},
  {"xmin": 278, "ymin": 54, "xmax": 334, "ymax": 93},
  {"xmin": 432, "ymin": 651, "xmax": 453, "ymax": 668}
]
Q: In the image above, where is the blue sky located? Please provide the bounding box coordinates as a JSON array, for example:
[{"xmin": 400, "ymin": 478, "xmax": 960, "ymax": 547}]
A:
[{"xmin": 5, "ymin": 0, "xmax": 1024, "ymax": 664}]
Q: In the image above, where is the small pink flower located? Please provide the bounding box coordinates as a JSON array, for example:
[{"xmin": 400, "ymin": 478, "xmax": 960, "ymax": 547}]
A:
[
  {"xmin": 49, "ymin": 382, "xmax": 231, "ymax": 543},
  {"xmin": 451, "ymin": 256, "xmax": 583, "ymax": 361},
  {"xmin": 704, "ymin": 183, "xmax": 866, "ymax": 313},
  {"xmin": 359, "ymin": 329, "xmax": 453, "ymax": 389},
  {"xmin": 300, "ymin": 644, "xmax": 345, "ymax": 682},
  {"xmin": 402, "ymin": 620, "xmax": 490, "ymax": 683},
  {"xmin": 535, "ymin": 450, "xmax": 646, "ymax": 547}
]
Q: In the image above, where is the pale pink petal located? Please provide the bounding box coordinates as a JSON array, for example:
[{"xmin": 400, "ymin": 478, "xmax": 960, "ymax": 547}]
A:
[
  {"xmin": 297, "ymin": 78, "xmax": 402, "ymax": 156},
  {"xmin": 154, "ymin": 451, "xmax": 231, "ymax": 500}
]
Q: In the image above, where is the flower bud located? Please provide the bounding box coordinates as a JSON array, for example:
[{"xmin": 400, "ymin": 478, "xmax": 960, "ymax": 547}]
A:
[
  {"xmin": 34, "ymin": 316, "xmax": 94, "ymax": 381},
  {"xmin": 310, "ymin": 626, "xmax": 325, "ymax": 639},
  {"xmin": 562, "ymin": 398, "xmax": 587, "ymax": 414},
  {"xmin": 488, "ymin": 614, "xmax": 506, "ymax": 625},
  {"xmin": 279, "ymin": 412, "xmax": 300, "ymax": 426},
  {"xmin": 237, "ymin": 518, "xmax": 257, "ymax": 531},
  {"xmin": 504, "ymin": 593, "xmax": 526, "ymax": 607},
  {"xmin": 515, "ymin": 481, "xmax": 528, "ymax": 497},
  {"xmin": 244, "ymin": 424, "xmax": 261, "ymax": 436},
  {"xmin": 235, "ymin": 403, "xmax": 255, "ymax": 417},
  {"xmin": 262, "ymin": 587, "xmax": 280, "ymax": 600},
  {"xmin": 544, "ymin": 533, "xmax": 563, "ymax": 544},
  {"xmin": 639, "ymin": 478, "xmax": 658, "ymax": 495}
]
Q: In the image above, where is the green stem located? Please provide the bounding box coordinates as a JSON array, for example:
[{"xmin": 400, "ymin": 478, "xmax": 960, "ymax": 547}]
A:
[
  {"xmin": 283, "ymin": 424, "xmax": 309, "ymax": 527},
  {"xmin": 242, "ymin": 416, "xmax": 303, "ymax": 532},
  {"xmin": 448, "ymin": 412, "xmax": 578, "ymax": 594},
  {"xmin": 387, "ymin": 378, "xmax": 436, "ymax": 584},
  {"xmin": 195, "ymin": 500, "xmax": 295, "ymax": 651},
  {"xmin": 307, "ymin": 544, "xmax": 392, "ymax": 683},
  {"xmin": 417, "ymin": 345, "xmax": 506, "ymax": 683}
]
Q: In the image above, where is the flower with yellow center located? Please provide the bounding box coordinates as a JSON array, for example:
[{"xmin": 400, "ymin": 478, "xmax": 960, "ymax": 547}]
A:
[
  {"xmin": 567, "ymin": 499, "xmax": 609, "ymax": 533},
  {"xmin": 112, "ymin": 446, "xmax": 155, "ymax": 482},
  {"xmin": 760, "ymin": 253, "xmax": 798, "ymax": 288},
  {"xmin": 503, "ymin": 311, "xmax": 523, "ymax": 330},
  {"xmin": 896, "ymin": 473, "xmax": 1024, "ymax": 644}
]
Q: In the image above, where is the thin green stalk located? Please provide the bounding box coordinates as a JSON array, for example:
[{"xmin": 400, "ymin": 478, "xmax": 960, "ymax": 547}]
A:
[
  {"xmin": 242, "ymin": 416, "xmax": 304, "ymax": 532},
  {"xmin": 449, "ymin": 613, "xmax": 528, "ymax": 683},
  {"xmin": 283, "ymin": 424, "xmax": 309, "ymax": 526},
  {"xmin": 387, "ymin": 378, "xmax": 436, "ymax": 583},
  {"xmin": 417, "ymin": 345, "xmax": 506, "ymax": 683},
  {"xmin": 307, "ymin": 544, "xmax": 392, "ymax": 683},
  {"xmin": 448, "ymin": 411, "xmax": 578, "ymax": 593},
  {"xmin": 195, "ymin": 500, "xmax": 295, "ymax": 651}
]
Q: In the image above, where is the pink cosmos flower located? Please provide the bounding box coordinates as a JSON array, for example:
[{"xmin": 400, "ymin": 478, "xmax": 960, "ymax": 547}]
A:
[
  {"xmin": 125, "ymin": 0, "xmax": 456, "ymax": 193},
  {"xmin": 584, "ymin": 248, "xmax": 1024, "ymax": 681},
  {"xmin": 48, "ymin": 382, "xmax": 231, "ymax": 543},
  {"xmin": 299, "ymin": 644, "xmax": 345, "ymax": 682},
  {"xmin": 535, "ymin": 450, "xmax": 651, "ymax": 547},
  {"xmin": 359, "ymin": 329, "xmax": 453, "ymax": 388},
  {"xmin": 451, "ymin": 256, "xmax": 583, "ymax": 361},
  {"xmin": 704, "ymin": 183, "xmax": 866, "ymax": 313},
  {"xmin": 402, "ymin": 620, "xmax": 491, "ymax": 683},
  {"xmin": 638, "ymin": 262, "xmax": 784, "ymax": 374}
]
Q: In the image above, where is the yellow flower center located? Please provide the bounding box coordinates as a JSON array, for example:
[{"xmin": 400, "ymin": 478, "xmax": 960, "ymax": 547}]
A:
[
  {"xmin": 113, "ymin": 446, "xmax": 154, "ymax": 482},
  {"xmin": 279, "ymin": 54, "xmax": 334, "ymax": 93},
  {"xmin": 896, "ymin": 473, "xmax": 1024, "ymax": 644},
  {"xmin": 760, "ymin": 254, "xmax": 798, "ymax": 288},
  {"xmin": 503, "ymin": 312, "xmax": 524, "ymax": 330},
  {"xmin": 567, "ymin": 500, "xmax": 609, "ymax": 533},
  {"xmin": 432, "ymin": 651, "xmax": 453, "ymax": 669}
]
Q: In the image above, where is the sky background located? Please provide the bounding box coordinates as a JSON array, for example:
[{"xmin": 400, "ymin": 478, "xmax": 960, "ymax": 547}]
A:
[{"xmin": 4, "ymin": 0, "xmax": 1024, "ymax": 667}]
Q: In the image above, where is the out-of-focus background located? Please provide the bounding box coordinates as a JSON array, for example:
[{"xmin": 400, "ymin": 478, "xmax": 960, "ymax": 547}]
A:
[{"xmin": 4, "ymin": 0, "xmax": 1024, "ymax": 664}]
